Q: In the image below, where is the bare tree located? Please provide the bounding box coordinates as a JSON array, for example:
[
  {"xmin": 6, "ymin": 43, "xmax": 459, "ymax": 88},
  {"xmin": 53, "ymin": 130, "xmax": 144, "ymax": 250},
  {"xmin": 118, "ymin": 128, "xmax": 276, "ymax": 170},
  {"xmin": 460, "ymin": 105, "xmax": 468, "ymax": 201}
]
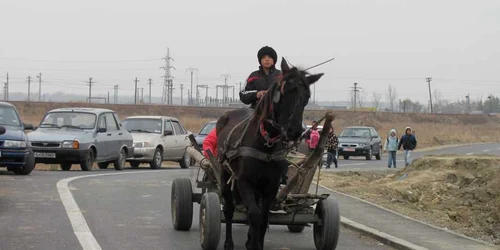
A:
[
  {"xmin": 386, "ymin": 84, "xmax": 398, "ymax": 111},
  {"xmin": 372, "ymin": 92, "xmax": 382, "ymax": 110}
]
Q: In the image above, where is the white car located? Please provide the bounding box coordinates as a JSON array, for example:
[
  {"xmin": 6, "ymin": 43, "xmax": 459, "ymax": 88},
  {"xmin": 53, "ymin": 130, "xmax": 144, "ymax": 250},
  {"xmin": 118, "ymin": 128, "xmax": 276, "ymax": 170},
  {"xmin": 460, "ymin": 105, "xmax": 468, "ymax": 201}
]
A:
[{"xmin": 122, "ymin": 116, "xmax": 192, "ymax": 169}]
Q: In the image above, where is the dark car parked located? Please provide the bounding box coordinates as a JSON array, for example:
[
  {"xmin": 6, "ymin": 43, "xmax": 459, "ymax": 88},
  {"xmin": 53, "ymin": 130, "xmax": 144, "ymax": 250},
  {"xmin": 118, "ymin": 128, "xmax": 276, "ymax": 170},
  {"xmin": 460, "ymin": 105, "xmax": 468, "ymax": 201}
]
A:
[
  {"xmin": 194, "ymin": 120, "xmax": 216, "ymax": 151},
  {"xmin": 0, "ymin": 102, "xmax": 36, "ymax": 175},
  {"xmin": 338, "ymin": 126, "xmax": 382, "ymax": 160}
]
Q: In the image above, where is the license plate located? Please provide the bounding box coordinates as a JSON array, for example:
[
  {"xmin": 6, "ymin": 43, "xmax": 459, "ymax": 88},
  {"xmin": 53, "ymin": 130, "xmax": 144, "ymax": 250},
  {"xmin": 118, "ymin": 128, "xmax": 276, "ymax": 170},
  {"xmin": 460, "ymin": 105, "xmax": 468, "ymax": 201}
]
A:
[
  {"xmin": 344, "ymin": 148, "xmax": 355, "ymax": 152},
  {"xmin": 34, "ymin": 152, "xmax": 56, "ymax": 158}
]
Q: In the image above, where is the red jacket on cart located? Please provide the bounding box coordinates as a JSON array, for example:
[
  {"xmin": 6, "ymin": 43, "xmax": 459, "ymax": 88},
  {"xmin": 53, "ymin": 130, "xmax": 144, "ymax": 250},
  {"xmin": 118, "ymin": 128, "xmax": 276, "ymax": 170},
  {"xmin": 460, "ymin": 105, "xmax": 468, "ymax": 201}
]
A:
[{"xmin": 203, "ymin": 128, "xmax": 218, "ymax": 159}]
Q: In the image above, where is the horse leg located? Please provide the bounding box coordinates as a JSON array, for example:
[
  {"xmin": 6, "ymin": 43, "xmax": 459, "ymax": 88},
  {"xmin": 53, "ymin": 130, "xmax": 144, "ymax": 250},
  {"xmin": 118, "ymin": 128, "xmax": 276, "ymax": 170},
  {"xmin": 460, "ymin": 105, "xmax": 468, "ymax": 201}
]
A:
[
  {"xmin": 238, "ymin": 177, "xmax": 262, "ymax": 250},
  {"xmin": 221, "ymin": 170, "xmax": 235, "ymax": 250},
  {"xmin": 259, "ymin": 175, "xmax": 281, "ymax": 249}
]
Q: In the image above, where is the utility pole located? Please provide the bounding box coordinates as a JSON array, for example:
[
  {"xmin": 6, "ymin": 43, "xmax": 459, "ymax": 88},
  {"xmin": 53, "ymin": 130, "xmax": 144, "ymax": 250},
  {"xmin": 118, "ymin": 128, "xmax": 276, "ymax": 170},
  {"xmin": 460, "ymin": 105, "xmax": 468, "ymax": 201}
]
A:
[
  {"xmin": 27, "ymin": 76, "xmax": 32, "ymax": 102},
  {"xmin": 36, "ymin": 73, "xmax": 42, "ymax": 101},
  {"xmin": 140, "ymin": 88, "xmax": 144, "ymax": 104},
  {"xmin": 148, "ymin": 78, "xmax": 152, "ymax": 104},
  {"xmin": 161, "ymin": 48, "xmax": 175, "ymax": 105},
  {"xmin": 134, "ymin": 77, "xmax": 139, "ymax": 104},
  {"xmin": 232, "ymin": 85, "xmax": 235, "ymax": 102},
  {"xmin": 221, "ymin": 74, "xmax": 231, "ymax": 105},
  {"xmin": 426, "ymin": 77, "xmax": 433, "ymax": 113},
  {"xmin": 186, "ymin": 68, "xmax": 198, "ymax": 105},
  {"xmin": 488, "ymin": 95, "xmax": 493, "ymax": 115},
  {"xmin": 239, "ymin": 81, "xmax": 242, "ymax": 92},
  {"xmin": 187, "ymin": 89, "xmax": 190, "ymax": 106},
  {"xmin": 350, "ymin": 82, "xmax": 360, "ymax": 111},
  {"xmin": 113, "ymin": 85, "xmax": 119, "ymax": 104},
  {"xmin": 465, "ymin": 93, "xmax": 470, "ymax": 115},
  {"xmin": 87, "ymin": 77, "xmax": 94, "ymax": 104},
  {"xmin": 107, "ymin": 91, "xmax": 110, "ymax": 104},
  {"xmin": 3, "ymin": 73, "xmax": 8, "ymax": 101},
  {"xmin": 180, "ymin": 84, "xmax": 184, "ymax": 106}
]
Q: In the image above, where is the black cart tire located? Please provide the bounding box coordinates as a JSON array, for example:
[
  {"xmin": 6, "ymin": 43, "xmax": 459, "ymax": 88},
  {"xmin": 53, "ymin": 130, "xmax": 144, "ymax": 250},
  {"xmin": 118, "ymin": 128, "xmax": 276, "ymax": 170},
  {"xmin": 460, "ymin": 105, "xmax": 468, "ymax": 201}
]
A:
[
  {"xmin": 199, "ymin": 192, "xmax": 221, "ymax": 250},
  {"xmin": 11, "ymin": 149, "xmax": 36, "ymax": 175},
  {"xmin": 98, "ymin": 162, "xmax": 109, "ymax": 169},
  {"xmin": 61, "ymin": 163, "xmax": 72, "ymax": 171},
  {"xmin": 171, "ymin": 178, "xmax": 193, "ymax": 231},
  {"xmin": 314, "ymin": 197, "xmax": 340, "ymax": 250},
  {"xmin": 288, "ymin": 225, "xmax": 306, "ymax": 233},
  {"xmin": 114, "ymin": 149, "xmax": 126, "ymax": 171},
  {"xmin": 80, "ymin": 150, "xmax": 94, "ymax": 171}
]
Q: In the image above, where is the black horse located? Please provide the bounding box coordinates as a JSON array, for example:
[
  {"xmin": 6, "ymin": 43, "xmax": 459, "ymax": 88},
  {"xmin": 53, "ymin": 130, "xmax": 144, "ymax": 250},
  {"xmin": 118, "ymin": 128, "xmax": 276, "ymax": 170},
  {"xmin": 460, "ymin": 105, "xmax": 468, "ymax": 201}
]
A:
[{"xmin": 216, "ymin": 58, "xmax": 323, "ymax": 250}]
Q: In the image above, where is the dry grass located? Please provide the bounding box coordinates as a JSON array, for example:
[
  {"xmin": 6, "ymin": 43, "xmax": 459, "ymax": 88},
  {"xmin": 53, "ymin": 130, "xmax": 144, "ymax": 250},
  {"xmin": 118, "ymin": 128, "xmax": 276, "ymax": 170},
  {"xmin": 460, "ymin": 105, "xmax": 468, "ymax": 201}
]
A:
[{"xmin": 319, "ymin": 155, "xmax": 500, "ymax": 245}]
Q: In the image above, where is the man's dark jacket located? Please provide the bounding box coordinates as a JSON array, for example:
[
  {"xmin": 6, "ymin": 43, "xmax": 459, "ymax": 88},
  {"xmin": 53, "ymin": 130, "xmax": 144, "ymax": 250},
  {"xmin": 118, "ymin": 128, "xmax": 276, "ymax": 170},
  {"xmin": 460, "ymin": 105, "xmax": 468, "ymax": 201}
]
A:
[{"xmin": 239, "ymin": 66, "xmax": 281, "ymax": 109}]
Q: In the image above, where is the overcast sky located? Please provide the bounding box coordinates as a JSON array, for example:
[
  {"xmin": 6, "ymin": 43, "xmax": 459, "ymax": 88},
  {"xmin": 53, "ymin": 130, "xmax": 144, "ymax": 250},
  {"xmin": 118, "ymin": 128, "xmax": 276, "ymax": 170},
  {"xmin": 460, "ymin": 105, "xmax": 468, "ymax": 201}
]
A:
[{"xmin": 1, "ymin": 0, "xmax": 499, "ymax": 104}]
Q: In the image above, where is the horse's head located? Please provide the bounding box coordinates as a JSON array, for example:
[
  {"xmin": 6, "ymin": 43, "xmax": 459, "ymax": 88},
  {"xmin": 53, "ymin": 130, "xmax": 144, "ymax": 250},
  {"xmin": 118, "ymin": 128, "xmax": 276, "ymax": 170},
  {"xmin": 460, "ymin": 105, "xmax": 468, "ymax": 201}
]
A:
[{"xmin": 255, "ymin": 57, "xmax": 323, "ymax": 143}]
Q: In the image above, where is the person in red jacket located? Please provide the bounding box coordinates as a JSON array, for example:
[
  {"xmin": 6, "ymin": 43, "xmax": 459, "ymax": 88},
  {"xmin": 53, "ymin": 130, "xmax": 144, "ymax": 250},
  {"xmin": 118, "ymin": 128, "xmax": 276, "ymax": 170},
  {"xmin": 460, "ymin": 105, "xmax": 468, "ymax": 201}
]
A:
[{"xmin": 202, "ymin": 128, "xmax": 217, "ymax": 159}]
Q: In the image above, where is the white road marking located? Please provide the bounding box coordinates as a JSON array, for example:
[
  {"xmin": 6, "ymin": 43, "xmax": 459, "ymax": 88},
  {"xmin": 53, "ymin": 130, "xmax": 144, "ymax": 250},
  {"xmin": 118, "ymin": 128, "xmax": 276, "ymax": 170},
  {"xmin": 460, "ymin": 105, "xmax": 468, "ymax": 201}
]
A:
[
  {"xmin": 483, "ymin": 150, "xmax": 490, "ymax": 152},
  {"xmin": 466, "ymin": 153, "xmax": 474, "ymax": 155},
  {"xmin": 57, "ymin": 171, "xmax": 155, "ymax": 250}
]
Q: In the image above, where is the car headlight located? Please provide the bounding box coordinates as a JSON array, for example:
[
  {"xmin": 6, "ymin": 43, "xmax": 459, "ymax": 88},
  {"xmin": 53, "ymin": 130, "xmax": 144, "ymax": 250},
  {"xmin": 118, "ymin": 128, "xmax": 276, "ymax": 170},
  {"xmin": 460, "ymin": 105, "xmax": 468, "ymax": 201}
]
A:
[
  {"xmin": 62, "ymin": 140, "xmax": 79, "ymax": 149},
  {"xmin": 134, "ymin": 142, "xmax": 151, "ymax": 148},
  {"xmin": 358, "ymin": 143, "xmax": 367, "ymax": 147},
  {"xmin": 3, "ymin": 140, "xmax": 27, "ymax": 148}
]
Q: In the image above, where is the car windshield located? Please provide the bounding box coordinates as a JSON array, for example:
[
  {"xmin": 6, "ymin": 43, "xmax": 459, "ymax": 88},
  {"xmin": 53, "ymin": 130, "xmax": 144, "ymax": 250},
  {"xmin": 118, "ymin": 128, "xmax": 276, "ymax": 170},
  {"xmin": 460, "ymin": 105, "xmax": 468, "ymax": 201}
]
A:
[
  {"xmin": 40, "ymin": 112, "xmax": 96, "ymax": 129},
  {"xmin": 339, "ymin": 128, "xmax": 371, "ymax": 138},
  {"xmin": 122, "ymin": 118, "xmax": 162, "ymax": 134},
  {"xmin": 198, "ymin": 122, "xmax": 216, "ymax": 135},
  {"xmin": 0, "ymin": 106, "xmax": 21, "ymax": 127}
]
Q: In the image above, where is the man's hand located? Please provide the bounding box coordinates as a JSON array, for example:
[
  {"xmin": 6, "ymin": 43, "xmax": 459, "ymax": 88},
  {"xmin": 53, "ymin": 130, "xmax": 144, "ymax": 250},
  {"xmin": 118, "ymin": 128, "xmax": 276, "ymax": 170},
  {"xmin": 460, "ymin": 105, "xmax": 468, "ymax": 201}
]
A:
[{"xmin": 256, "ymin": 90, "xmax": 268, "ymax": 99}]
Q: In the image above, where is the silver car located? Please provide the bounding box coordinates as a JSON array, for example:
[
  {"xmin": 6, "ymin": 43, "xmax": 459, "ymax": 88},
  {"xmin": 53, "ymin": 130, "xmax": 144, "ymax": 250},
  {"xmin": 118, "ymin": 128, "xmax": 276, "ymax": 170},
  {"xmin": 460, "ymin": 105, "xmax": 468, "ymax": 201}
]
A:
[
  {"xmin": 28, "ymin": 108, "xmax": 134, "ymax": 171},
  {"xmin": 122, "ymin": 116, "xmax": 192, "ymax": 169}
]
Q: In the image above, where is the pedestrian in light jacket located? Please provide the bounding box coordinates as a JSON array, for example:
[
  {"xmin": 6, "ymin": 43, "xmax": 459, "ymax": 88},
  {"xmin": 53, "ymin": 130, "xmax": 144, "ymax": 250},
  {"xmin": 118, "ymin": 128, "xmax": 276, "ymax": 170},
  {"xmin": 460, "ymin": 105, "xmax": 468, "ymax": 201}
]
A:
[{"xmin": 384, "ymin": 129, "xmax": 398, "ymax": 168}]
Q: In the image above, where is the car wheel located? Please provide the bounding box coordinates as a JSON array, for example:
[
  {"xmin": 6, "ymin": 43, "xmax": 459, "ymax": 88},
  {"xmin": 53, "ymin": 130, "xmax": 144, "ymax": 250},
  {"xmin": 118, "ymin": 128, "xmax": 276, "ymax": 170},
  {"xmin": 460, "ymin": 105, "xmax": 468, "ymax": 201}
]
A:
[
  {"xmin": 150, "ymin": 147, "xmax": 163, "ymax": 169},
  {"xmin": 61, "ymin": 163, "xmax": 72, "ymax": 171},
  {"xmin": 343, "ymin": 155, "xmax": 349, "ymax": 160},
  {"xmin": 80, "ymin": 150, "xmax": 94, "ymax": 171},
  {"xmin": 10, "ymin": 149, "xmax": 36, "ymax": 175},
  {"xmin": 98, "ymin": 162, "xmax": 109, "ymax": 169},
  {"xmin": 114, "ymin": 148, "xmax": 126, "ymax": 171},
  {"xmin": 130, "ymin": 162, "xmax": 140, "ymax": 169},
  {"xmin": 366, "ymin": 148, "xmax": 372, "ymax": 161},
  {"xmin": 179, "ymin": 152, "xmax": 191, "ymax": 169},
  {"xmin": 375, "ymin": 151, "xmax": 381, "ymax": 160}
]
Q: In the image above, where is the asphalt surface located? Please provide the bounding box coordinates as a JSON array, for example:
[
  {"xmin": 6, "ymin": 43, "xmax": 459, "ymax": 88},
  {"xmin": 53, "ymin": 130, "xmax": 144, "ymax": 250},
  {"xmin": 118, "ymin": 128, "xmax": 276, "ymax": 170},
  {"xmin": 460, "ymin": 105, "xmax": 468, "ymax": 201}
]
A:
[{"xmin": 1, "ymin": 143, "xmax": 498, "ymax": 250}]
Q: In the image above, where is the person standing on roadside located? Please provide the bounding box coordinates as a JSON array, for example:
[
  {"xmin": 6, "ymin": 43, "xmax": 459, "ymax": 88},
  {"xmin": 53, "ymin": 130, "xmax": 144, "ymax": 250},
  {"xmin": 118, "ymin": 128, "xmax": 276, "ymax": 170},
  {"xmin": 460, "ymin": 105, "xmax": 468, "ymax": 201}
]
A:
[
  {"xmin": 398, "ymin": 127, "xmax": 417, "ymax": 167},
  {"xmin": 325, "ymin": 126, "xmax": 339, "ymax": 169},
  {"xmin": 384, "ymin": 129, "xmax": 398, "ymax": 168}
]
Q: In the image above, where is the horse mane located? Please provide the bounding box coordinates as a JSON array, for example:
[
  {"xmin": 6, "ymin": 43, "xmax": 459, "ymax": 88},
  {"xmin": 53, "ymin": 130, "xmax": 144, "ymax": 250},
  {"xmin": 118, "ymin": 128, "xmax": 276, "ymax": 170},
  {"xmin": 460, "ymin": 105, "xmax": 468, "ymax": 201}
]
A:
[{"xmin": 252, "ymin": 80, "xmax": 278, "ymax": 123}]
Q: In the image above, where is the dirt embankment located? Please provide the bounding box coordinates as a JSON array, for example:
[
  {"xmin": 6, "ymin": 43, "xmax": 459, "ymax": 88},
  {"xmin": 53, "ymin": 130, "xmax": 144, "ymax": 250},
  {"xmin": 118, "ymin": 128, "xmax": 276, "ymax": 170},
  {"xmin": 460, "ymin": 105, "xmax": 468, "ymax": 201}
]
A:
[
  {"xmin": 11, "ymin": 100, "xmax": 500, "ymax": 148},
  {"xmin": 320, "ymin": 155, "xmax": 500, "ymax": 245}
]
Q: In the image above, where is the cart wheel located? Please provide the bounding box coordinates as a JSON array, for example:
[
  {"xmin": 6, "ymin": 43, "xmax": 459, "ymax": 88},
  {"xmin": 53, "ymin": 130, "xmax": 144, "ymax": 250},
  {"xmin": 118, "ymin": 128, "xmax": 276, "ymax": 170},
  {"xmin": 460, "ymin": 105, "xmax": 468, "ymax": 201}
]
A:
[
  {"xmin": 287, "ymin": 225, "xmax": 306, "ymax": 233},
  {"xmin": 171, "ymin": 178, "xmax": 193, "ymax": 231},
  {"xmin": 314, "ymin": 197, "xmax": 340, "ymax": 250},
  {"xmin": 199, "ymin": 192, "xmax": 221, "ymax": 250}
]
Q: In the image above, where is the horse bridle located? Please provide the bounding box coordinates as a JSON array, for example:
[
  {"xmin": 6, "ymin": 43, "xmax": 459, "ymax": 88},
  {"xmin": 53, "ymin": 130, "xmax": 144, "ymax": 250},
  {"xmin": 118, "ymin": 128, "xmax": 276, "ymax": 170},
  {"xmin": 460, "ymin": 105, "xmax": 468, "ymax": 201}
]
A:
[{"xmin": 259, "ymin": 78, "xmax": 290, "ymax": 147}]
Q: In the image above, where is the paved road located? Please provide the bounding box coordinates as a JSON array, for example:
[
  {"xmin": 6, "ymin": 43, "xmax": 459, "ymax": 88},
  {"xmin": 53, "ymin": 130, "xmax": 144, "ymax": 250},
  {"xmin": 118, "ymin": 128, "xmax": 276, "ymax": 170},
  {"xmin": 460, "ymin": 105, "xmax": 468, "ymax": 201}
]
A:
[
  {"xmin": 1, "ymin": 143, "xmax": 497, "ymax": 250},
  {"xmin": 0, "ymin": 169, "xmax": 391, "ymax": 250},
  {"xmin": 322, "ymin": 143, "xmax": 500, "ymax": 172}
]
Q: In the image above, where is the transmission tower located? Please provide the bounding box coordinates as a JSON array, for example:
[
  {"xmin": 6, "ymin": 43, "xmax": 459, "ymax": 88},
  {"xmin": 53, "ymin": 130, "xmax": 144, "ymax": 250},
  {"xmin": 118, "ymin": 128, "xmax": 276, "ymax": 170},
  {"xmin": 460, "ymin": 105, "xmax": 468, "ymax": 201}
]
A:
[
  {"xmin": 349, "ymin": 82, "xmax": 361, "ymax": 110},
  {"xmin": 221, "ymin": 74, "xmax": 231, "ymax": 105},
  {"xmin": 148, "ymin": 78, "xmax": 152, "ymax": 104},
  {"xmin": 36, "ymin": 73, "xmax": 42, "ymax": 101},
  {"xmin": 3, "ymin": 73, "xmax": 9, "ymax": 101},
  {"xmin": 186, "ymin": 68, "xmax": 198, "ymax": 105},
  {"xmin": 198, "ymin": 84, "xmax": 209, "ymax": 106},
  {"xmin": 86, "ymin": 77, "xmax": 95, "ymax": 104},
  {"xmin": 161, "ymin": 48, "xmax": 175, "ymax": 105}
]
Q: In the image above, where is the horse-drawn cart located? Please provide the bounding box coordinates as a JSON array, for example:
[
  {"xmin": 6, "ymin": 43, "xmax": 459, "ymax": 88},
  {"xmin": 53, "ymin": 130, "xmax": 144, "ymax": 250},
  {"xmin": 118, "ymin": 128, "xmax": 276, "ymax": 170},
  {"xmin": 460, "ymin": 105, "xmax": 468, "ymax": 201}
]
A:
[{"xmin": 171, "ymin": 111, "xmax": 340, "ymax": 250}]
